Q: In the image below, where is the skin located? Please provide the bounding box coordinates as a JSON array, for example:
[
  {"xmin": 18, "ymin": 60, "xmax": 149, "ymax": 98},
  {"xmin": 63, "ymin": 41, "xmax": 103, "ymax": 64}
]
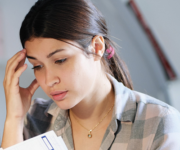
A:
[{"xmin": 1, "ymin": 36, "xmax": 115, "ymax": 149}]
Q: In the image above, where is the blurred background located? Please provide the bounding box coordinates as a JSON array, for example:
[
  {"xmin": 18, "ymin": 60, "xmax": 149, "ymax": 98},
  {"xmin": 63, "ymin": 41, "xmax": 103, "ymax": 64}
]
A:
[{"xmin": 0, "ymin": 0, "xmax": 180, "ymax": 144}]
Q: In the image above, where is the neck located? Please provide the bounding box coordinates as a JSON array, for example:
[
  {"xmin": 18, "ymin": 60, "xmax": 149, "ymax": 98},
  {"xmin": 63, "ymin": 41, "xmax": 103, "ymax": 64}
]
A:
[{"xmin": 70, "ymin": 73, "xmax": 115, "ymax": 128}]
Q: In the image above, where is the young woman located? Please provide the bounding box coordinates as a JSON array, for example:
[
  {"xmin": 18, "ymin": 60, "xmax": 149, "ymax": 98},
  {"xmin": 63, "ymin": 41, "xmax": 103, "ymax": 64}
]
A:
[{"xmin": 1, "ymin": 0, "xmax": 180, "ymax": 149}]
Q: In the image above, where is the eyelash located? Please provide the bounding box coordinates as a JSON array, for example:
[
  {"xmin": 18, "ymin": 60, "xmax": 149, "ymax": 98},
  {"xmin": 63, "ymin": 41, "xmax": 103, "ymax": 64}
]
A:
[{"xmin": 31, "ymin": 58, "xmax": 67, "ymax": 70}]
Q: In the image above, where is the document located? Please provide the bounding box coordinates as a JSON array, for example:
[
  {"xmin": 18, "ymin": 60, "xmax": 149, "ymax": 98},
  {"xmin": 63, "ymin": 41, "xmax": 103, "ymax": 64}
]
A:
[{"xmin": 1, "ymin": 131, "xmax": 68, "ymax": 150}]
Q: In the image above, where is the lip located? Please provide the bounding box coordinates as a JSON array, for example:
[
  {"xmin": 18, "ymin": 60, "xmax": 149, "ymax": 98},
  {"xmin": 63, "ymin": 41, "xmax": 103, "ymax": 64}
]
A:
[
  {"xmin": 50, "ymin": 91, "xmax": 68, "ymax": 101},
  {"xmin": 50, "ymin": 90, "xmax": 67, "ymax": 96}
]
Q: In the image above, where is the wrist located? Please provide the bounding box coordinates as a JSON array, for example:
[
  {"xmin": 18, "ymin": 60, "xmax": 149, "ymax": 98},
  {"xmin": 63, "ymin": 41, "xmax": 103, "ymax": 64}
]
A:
[
  {"xmin": 2, "ymin": 118, "xmax": 24, "ymax": 148},
  {"xmin": 5, "ymin": 117, "xmax": 24, "ymax": 129},
  {"xmin": 6, "ymin": 112, "xmax": 26, "ymax": 121}
]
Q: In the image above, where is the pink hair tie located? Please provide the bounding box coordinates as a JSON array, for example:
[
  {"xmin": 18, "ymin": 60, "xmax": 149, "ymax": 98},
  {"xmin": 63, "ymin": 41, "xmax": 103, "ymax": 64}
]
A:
[{"xmin": 106, "ymin": 46, "xmax": 115, "ymax": 59}]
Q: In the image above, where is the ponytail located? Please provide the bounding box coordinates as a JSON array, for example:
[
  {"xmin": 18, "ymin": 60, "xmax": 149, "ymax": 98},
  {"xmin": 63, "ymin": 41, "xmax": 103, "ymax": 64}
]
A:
[{"xmin": 103, "ymin": 38, "xmax": 133, "ymax": 90}]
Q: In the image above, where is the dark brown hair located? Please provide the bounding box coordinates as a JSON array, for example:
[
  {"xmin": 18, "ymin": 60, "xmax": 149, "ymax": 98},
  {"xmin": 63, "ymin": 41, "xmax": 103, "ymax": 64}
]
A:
[{"xmin": 20, "ymin": 0, "xmax": 133, "ymax": 89}]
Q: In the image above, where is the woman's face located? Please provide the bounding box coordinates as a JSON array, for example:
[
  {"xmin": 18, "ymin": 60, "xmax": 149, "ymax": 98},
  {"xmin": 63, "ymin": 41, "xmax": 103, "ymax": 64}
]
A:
[{"xmin": 25, "ymin": 38, "xmax": 99, "ymax": 110}]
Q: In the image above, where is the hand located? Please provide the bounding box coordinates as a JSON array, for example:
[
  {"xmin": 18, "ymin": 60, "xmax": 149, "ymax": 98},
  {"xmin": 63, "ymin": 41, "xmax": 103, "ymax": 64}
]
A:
[{"xmin": 3, "ymin": 49, "xmax": 39, "ymax": 121}]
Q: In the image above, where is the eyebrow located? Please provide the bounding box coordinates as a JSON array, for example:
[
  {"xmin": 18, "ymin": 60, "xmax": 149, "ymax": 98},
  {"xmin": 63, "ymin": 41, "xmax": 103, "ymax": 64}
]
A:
[{"xmin": 26, "ymin": 49, "xmax": 65, "ymax": 60}]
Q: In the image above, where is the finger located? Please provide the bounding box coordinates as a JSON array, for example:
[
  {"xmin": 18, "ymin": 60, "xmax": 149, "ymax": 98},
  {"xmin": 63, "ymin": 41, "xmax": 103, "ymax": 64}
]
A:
[
  {"xmin": 4, "ymin": 50, "xmax": 25, "ymax": 85},
  {"xmin": 5, "ymin": 52, "xmax": 26, "ymax": 86},
  {"xmin": 9, "ymin": 49, "xmax": 26, "ymax": 72},
  {"xmin": 4, "ymin": 52, "xmax": 23, "ymax": 86},
  {"xmin": 5, "ymin": 49, "xmax": 25, "ymax": 76},
  {"xmin": 16, "ymin": 49, "xmax": 26, "ymax": 72},
  {"xmin": 27, "ymin": 79, "xmax": 40, "ymax": 96},
  {"xmin": 10, "ymin": 64, "xmax": 27, "ymax": 88}
]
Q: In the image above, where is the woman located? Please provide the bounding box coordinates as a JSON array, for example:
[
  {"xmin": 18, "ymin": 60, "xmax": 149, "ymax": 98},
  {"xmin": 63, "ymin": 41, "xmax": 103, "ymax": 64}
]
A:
[{"xmin": 1, "ymin": 0, "xmax": 180, "ymax": 149}]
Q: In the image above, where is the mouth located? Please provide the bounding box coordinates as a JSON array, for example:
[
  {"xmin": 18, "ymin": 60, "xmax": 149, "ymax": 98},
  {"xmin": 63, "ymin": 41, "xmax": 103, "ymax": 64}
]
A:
[{"xmin": 50, "ymin": 91, "xmax": 68, "ymax": 101}]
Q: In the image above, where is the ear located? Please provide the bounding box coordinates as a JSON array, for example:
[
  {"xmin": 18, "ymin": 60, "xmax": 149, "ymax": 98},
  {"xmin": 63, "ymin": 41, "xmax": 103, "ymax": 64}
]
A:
[{"xmin": 91, "ymin": 35, "xmax": 105, "ymax": 61}]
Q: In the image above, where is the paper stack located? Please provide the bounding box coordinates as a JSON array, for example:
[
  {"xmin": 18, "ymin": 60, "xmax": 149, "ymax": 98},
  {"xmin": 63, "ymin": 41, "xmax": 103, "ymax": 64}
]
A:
[{"xmin": 1, "ymin": 131, "xmax": 68, "ymax": 150}]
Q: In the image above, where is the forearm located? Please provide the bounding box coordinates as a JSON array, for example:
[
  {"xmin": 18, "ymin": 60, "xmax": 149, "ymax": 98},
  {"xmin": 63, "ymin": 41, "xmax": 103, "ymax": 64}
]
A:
[{"xmin": 1, "ymin": 119, "xmax": 24, "ymax": 149}]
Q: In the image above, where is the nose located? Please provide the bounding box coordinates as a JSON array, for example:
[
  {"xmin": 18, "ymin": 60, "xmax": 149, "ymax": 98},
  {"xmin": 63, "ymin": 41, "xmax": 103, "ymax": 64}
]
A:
[{"xmin": 45, "ymin": 69, "xmax": 60, "ymax": 87}]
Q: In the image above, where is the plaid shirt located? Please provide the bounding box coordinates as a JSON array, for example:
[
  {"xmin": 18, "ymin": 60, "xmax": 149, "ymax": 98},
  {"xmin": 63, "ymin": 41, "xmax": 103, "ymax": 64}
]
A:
[{"xmin": 23, "ymin": 75, "xmax": 180, "ymax": 150}]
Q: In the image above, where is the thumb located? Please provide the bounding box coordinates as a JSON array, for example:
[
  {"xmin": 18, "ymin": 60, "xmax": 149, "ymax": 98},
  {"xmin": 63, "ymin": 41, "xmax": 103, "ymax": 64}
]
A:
[{"xmin": 28, "ymin": 79, "xmax": 40, "ymax": 96}]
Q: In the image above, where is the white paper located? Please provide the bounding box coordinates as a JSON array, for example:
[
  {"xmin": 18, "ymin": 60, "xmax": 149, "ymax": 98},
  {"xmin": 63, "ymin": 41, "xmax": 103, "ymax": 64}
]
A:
[{"xmin": 4, "ymin": 131, "xmax": 68, "ymax": 150}]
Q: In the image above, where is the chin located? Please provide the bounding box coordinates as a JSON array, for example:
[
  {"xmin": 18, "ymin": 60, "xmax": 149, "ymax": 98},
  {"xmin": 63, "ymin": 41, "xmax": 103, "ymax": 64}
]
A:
[{"xmin": 54, "ymin": 100, "xmax": 76, "ymax": 110}]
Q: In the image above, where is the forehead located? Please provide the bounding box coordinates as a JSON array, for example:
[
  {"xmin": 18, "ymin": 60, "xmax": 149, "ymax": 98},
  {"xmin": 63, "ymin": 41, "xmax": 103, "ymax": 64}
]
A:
[
  {"xmin": 25, "ymin": 38, "xmax": 82, "ymax": 54},
  {"xmin": 25, "ymin": 38, "xmax": 67, "ymax": 52}
]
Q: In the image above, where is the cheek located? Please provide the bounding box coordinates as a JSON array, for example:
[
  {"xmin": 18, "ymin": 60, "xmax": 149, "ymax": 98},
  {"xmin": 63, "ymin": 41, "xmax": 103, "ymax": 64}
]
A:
[
  {"xmin": 34, "ymin": 72, "xmax": 46, "ymax": 90},
  {"xmin": 63, "ymin": 55, "xmax": 96, "ymax": 96}
]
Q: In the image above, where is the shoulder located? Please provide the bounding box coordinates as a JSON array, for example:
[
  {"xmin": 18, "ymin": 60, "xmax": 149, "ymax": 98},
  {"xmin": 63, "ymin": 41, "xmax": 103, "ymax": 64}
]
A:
[
  {"xmin": 131, "ymin": 91, "xmax": 180, "ymax": 149},
  {"xmin": 110, "ymin": 73, "xmax": 180, "ymax": 122},
  {"xmin": 109, "ymin": 74, "xmax": 180, "ymax": 148},
  {"xmin": 133, "ymin": 90, "xmax": 180, "ymax": 119}
]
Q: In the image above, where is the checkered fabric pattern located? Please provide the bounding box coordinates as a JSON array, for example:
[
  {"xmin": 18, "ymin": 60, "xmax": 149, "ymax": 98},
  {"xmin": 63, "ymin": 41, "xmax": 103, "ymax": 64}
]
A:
[{"xmin": 23, "ymin": 74, "xmax": 180, "ymax": 150}]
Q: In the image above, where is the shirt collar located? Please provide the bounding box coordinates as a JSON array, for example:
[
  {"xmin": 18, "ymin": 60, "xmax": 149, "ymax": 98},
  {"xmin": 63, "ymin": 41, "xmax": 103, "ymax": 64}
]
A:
[
  {"xmin": 45, "ymin": 99, "xmax": 67, "ymax": 118},
  {"xmin": 107, "ymin": 74, "xmax": 137, "ymax": 123}
]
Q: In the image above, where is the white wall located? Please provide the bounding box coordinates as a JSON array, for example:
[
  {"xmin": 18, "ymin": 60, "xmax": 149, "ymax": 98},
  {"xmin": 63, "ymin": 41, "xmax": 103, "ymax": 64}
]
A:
[
  {"xmin": 0, "ymin": 0, "xmax": 38, "ymax": 60},
  {"xmin": 134, "ymin": 0, "xmax": 180, "ymax": 77},
  {"xmin": 134, "ymin": 0, "xmax": 180, "ymax": 114}
]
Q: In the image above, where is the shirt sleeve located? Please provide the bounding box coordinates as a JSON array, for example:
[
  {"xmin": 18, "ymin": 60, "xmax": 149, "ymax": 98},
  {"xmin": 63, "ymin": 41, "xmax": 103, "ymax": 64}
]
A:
[
  {"xmin": 23, "ymin": 98, "xmax": 53, "ymax": 140},
  {"xmin": 150, "ymin": 106, "xmax": 180, "ymax": 150}
]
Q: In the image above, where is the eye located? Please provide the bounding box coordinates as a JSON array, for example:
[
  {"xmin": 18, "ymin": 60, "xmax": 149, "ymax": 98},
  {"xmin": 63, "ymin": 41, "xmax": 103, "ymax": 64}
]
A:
[
  {"xmin": 55, "ymin": 58, "xmax": 67, "ymax": 64},
  {"xmin": 31, "ymin": 59, "xmax": 66, "ymax": 71},
  {"xmin": 32, "ymin": 65, "xmax": 43, "ymax": 71}
]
